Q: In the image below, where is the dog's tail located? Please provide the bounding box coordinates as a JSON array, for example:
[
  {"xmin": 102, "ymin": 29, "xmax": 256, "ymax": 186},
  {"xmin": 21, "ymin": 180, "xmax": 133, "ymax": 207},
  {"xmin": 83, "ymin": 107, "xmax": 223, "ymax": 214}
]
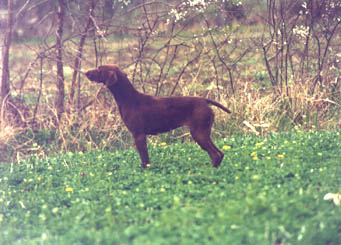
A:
[{"xmin": 206, "ymin": 99, "xmax": 231, "ymax": 114}]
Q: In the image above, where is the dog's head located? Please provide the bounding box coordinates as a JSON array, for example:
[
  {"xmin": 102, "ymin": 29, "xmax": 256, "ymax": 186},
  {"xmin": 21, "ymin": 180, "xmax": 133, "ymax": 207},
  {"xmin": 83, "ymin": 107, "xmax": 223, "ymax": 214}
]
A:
[{"xmin": 85, "ymin": 64, "xmax": 127, "ymax": 87}]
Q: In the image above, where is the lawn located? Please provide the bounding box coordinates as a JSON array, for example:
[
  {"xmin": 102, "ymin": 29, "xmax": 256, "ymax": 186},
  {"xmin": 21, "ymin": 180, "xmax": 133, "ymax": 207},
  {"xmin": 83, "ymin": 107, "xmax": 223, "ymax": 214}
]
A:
[{"xmin": 0, "ymin": 130, "xmax": 340, "ymax": 244}]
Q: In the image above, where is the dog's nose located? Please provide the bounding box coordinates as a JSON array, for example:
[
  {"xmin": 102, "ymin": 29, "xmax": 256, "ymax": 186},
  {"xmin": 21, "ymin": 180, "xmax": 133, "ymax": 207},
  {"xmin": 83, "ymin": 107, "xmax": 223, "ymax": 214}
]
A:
[{"xmin": 85, "ymin": 71, "xmax": 92, "ymax": 79}]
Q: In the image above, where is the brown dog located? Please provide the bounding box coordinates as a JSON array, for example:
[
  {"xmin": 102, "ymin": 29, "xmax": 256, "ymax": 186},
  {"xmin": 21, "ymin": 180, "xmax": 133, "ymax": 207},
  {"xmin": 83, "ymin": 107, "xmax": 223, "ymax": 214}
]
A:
[{"xmin": 85, "ymin": 64, "xmax": 231, "ymax": 168}]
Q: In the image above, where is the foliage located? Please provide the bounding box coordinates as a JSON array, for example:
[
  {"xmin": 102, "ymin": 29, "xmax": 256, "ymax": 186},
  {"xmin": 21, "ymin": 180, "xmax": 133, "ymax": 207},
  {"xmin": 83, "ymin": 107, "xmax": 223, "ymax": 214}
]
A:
[{"xmin": 0, "ymin": 131, "xmax": 340, "ymax": 244}]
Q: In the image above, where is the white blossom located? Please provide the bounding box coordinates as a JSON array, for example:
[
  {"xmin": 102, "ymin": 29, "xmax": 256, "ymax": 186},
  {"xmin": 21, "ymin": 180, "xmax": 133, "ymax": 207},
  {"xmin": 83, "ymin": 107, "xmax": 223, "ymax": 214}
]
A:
[{"xmin": 293, "ymin": 25, "xmax": 310, "ymax": 39}]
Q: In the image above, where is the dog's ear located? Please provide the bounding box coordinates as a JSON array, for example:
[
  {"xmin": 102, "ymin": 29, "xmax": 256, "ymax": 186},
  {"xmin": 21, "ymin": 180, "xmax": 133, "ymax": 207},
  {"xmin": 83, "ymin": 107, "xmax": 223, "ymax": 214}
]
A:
[
  {"xmin": 110, "ymin": 65, "xmax": 127, "ymax": 79},
  {"xmin": 96, "ymin": 65, "xmax": 117, "ymax": 86},
  {"xmin": 97, "ymin": 65, "xmax": 126, "ymax": 86},
  {"xmin": 105, "ymin": 70, "xmax": 118, "ymax": 87}
]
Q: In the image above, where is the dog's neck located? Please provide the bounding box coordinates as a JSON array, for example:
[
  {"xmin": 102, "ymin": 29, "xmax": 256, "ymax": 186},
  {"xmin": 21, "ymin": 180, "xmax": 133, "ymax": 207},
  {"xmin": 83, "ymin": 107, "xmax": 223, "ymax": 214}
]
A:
[{"xmin": 107, "ymin": 75, "xmax": 142, "ymax": 105}]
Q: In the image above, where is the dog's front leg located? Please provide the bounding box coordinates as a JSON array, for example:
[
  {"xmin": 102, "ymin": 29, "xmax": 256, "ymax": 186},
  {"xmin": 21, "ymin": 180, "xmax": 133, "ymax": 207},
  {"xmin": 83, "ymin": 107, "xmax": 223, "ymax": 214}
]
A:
[{"xmin": 133, "ymin": 133, "xmax": 150, "ymax": 168}]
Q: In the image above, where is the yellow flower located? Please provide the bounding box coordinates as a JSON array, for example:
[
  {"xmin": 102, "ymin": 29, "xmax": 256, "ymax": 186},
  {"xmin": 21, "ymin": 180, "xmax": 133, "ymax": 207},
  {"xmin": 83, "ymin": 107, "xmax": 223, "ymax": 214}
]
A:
[
  {"xmin": 251, "ymin": 152, "xmax": 258, "ymax": 160},
  {"xmin": 173, "ymin": 196, "xmax": 180, "ymax": 203},
  {"xmin": 65, "ymin": 187, "xmax": 73, "ymax": 192},
  {"xmin": 39, "ymin": 213, "xmax": 46, "ymax": 221},
  {"xmin": 37, "ymin": 176, "xmax": 42, "ymax": 182},
  {"xmin": 255, "ymin": 142, "xmax": 264, "ymax": 147},
  {"xmin": 324, "ymin": 193, "xmax": 341, "ymax": 206},
  {"xmin": 222, "ymin": 145, "xmax": 231, "ymax": 150},
  {"xmin": 277, "ymin": 154, "xmax": 285, "ymax": 159},
  {"xmin": 160, "ymin": 142, "xmax": 167, "ymax": 146},
  {"xmin": 252, "ymin": 175, "xmax": 260, "ymax": 180}
]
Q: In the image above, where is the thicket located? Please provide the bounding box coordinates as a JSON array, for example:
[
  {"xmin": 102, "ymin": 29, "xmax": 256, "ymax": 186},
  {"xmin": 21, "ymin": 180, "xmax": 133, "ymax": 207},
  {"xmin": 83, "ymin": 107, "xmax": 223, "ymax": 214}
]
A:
[{"xmin": 0, "ymin": 0, "xmax": 340, "ymax": 162}]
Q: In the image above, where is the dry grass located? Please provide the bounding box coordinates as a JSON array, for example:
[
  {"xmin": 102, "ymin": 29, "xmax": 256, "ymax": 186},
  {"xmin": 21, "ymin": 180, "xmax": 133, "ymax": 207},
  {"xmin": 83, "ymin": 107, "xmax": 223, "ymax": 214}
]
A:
[
  {"xmin": 0, "ymin": 104, "xmax": 26, "ymax": 162},
  {"xmin": 0, "ymin": 125, "xmax": 17, "ymax": 146},
  {"xmin": 1, "ymin": 76, "xmax": 339, "ymax": 163},
  {"xmin": 226, "ymin": 81, "xmax": 340, "ymax": 136}
]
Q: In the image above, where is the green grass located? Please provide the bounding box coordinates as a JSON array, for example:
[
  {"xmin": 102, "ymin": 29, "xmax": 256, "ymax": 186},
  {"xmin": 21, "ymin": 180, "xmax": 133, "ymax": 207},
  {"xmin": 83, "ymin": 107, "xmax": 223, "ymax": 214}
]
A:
[{"xmin": 1, "ymin": 131, "xmax": 340, "ymax": 244}]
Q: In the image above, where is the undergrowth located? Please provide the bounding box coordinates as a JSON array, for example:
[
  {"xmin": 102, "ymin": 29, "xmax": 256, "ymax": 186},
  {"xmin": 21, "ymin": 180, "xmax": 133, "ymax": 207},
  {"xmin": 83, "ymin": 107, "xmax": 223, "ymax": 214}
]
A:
[{"xmin": 1, "ymin": 78, "xmax": 339, "ymax": 163}]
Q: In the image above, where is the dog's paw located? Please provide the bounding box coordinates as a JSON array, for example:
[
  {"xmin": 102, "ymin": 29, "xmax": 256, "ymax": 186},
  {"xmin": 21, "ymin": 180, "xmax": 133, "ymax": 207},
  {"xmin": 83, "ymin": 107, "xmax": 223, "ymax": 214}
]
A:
[{"xmin": 142, "ymin": 163, "xmax": 151, "ymax": 168}]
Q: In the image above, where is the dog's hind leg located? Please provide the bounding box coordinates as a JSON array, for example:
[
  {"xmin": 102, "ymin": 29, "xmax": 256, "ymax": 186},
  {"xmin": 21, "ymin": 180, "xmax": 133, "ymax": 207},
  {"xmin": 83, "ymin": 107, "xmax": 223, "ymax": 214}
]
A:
[
  {"xmin": 190, "ymin": 128, "xmax": 224, "ymax": 168},
  {"xmin": 189, "ymin": 114, "xmax": 224, "ymax": 168}
]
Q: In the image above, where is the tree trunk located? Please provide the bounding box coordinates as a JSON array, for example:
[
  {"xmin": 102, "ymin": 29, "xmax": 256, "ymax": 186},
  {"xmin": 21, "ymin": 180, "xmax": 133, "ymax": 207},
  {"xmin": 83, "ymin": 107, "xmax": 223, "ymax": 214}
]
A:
[
  {"xmin": 70, "ymin": 0, "xmax": 96, "ymax": 103},
  {"xmin": 56, "ymin": 0, "xmax": 66, "ymax": 120},
  {"xmin": 1, "ymin": 0, "xmax": 13, "ymax": 106}
]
